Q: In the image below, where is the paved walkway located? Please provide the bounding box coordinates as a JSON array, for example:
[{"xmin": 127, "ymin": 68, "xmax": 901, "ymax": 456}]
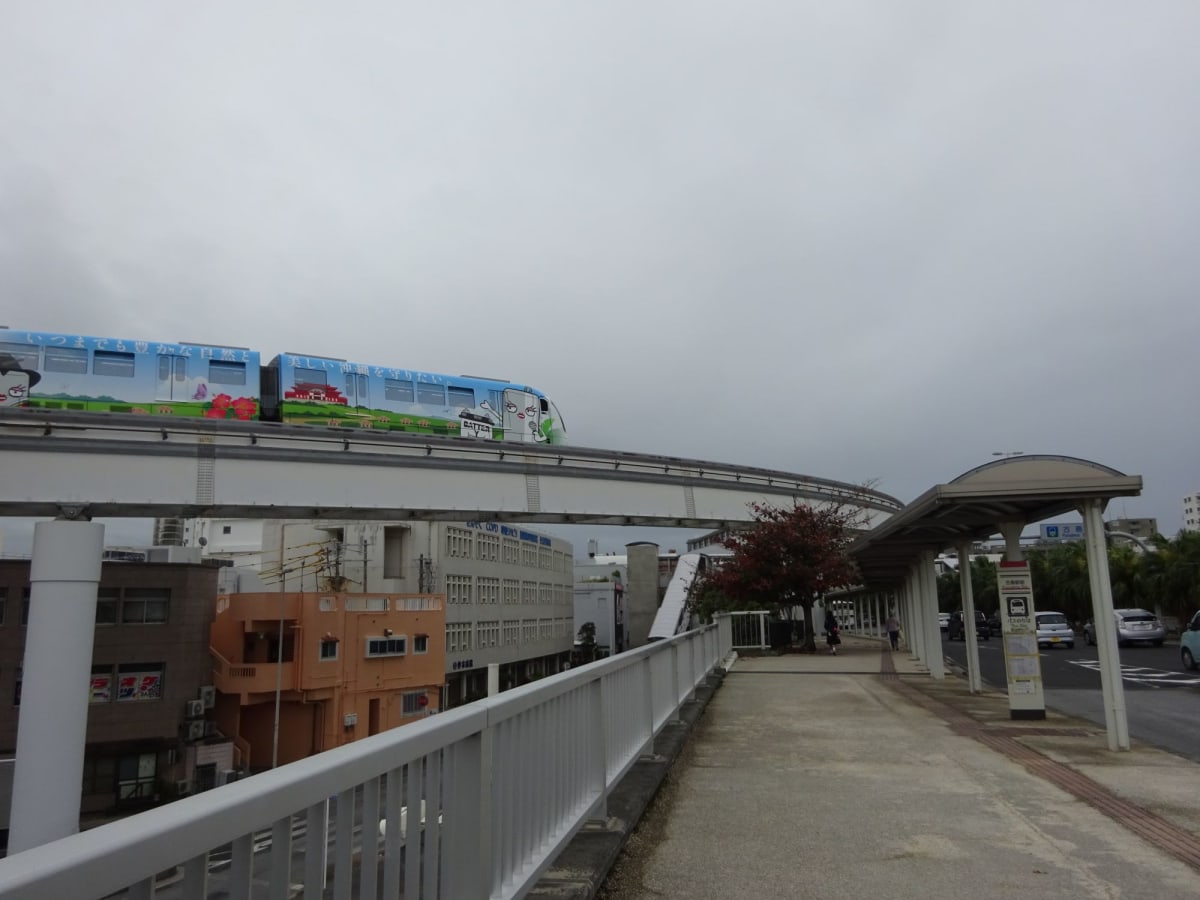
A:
[{"xmin": 598, "ymin": 636, "xmax": 1200, "ymax": 900}]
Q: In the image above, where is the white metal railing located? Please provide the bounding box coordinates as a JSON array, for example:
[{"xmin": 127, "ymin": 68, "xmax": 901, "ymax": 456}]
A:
[
  {"xmin": 0, "ymin": 626, "xmax": 724, "ymax": 900},
  {"xmin": 716, "ymin": 611, "xmax": 771, "ymax": 650}
]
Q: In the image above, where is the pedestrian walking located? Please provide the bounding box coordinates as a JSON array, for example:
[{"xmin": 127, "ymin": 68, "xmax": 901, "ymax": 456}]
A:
[
  {"xmin": 886, "ymin": 611, "xmax": 901, "ymax": 650},
  {"xmin": 824, "ymin": 608, "xmax": 841, "ymax": 655}
]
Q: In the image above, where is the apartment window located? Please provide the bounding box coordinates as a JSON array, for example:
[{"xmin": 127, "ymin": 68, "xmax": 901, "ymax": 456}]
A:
[
  {"xmin": 44, "ymin": 345, "xmax": 88, "ymax": 374},
  {"xmin": 319, "ymin": 639, "xmax": 339, "ymax": 661},
  {"xmin": 93, "ymin": 350, "xmax": 135, "ymax": 378},
  {"xmin": 208, "ymin": 360, "xmax": 246, "ymax": 385},
  {"xmin": 82, "ymin": 756, "xmax": 115, "ymax": 796},
  {"xmin": 522, "ymin": 620, "xmax": 537, "ymax": 643},
  {"xmin": 401, "ymin": 691, "xmax": 426, "ymax": 715},
  {"xmin": 96, "ymin": 588, "xmax": 119, "ymax": 625},
  {"xmin": 116, "ymin": 663, "xmax": 164, "ymax": 702},
  {"xmin": 446, "ymin": 622, "xmax": 473, "ymax": 653},
  {"xmin": 117, "ymin": 752, "xmax": 157, "ymax": 801},
  {"xmin": 476, "ymin": 532, "xmax": 500, "ymax": 561},
  {"xmin": 521, "ymin": 582, "xmax": 536, "ymax": 605},
  {"xmin": 503, "ymin": 622, "xmax": 520, "ymax": 646},
  {"xmin": 503, "ymin": 579, "xmax": 520, "ymax": 604},
  {"xmin": 413, "ymin": 634, "xmax": 429, "ymax": 654},
  {"xmin": 122, "ymin": 588, "xmax": 169, "ymax": 624},
  {"xmin": 478, "ymin": 620, "xmax": 500, "ymax": 648},
  {"xmin": 365, "ymin": 637, "xmax": 407, "ymax": 658}
]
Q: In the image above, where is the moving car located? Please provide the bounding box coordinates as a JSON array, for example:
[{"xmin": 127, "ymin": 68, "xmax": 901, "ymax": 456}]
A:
[
  {"xmin": 1182, "ymin": 610, "xmax": 1200, "ymax": 671},
  {"xmin": 1083, "ymin": 608, "xmax": 1166, "ymax": 648},
  {"xmin": 947, "ymin": 610, "xmax": 991, "ymax": 642},
  {"xmin": 1034, "ymin": 611, "xmax": 1075, "ymax": 649},
  {"xmin": 938, "ymin": 612, "xmax": 951, "ymax": 633}
]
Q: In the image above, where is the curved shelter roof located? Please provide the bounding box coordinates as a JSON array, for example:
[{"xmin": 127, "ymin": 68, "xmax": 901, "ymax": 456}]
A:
[{"xmin": 849, "ymin": 455, "xmax": 1143, "ymax": 585}]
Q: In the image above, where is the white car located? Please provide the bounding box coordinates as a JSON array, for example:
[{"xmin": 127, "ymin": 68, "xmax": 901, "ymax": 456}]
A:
[
  {"xmin": 938, "ymin": 612, "xmax": 951, "ymax": 633},
  {"xmin": 1035, "ymin": 611, "xmax": 1076, "ymax": 649}
]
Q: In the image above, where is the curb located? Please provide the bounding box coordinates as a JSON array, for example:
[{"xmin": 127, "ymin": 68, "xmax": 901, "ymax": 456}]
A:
[{"xmin": 525, "ymin": 669, "xmax": 726, "ymax": 899}]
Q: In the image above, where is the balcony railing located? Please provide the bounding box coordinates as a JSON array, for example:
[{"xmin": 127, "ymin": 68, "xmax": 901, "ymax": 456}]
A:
[
  {"xmin": 0, "ymin": 625, "xmax": 726, "ymax": 900},
  {"xmin": 211, "ymin": 647, "xmax": 297, "ymax": 697}
]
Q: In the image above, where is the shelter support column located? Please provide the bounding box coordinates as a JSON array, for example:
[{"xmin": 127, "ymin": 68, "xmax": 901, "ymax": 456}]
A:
[
  {"xmin": 904, "ymin": 574, "xmax": 922, "ymax": 661},
  {"xmin": 957, "ymin": 541, "xmax": 982, "ymax": 693},
  {"xmin": 9, "ymin": 520, "xmax": 105, "ymax": 854},
  {"xmin": 920, "ymin": 551, "xmax": 945, "ymax": 679},
  {"xmin": 1081, "ymin": 499, "xmax": 1130, "ymax": 751}
]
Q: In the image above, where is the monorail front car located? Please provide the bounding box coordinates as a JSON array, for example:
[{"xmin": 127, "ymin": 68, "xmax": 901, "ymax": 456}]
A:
[{"xmin": 0, "ymin": 328, "xmax": 567, "ymax": 445}]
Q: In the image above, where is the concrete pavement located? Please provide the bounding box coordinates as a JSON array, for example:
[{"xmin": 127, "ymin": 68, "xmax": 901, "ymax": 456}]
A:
[{"xmin": 590, "ymin": 636, "xmax": 1200, "ymax": 899}]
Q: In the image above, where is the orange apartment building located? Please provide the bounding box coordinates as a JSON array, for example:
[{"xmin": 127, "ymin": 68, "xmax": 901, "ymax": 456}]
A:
[{"xmin": 209, "ymin": 591, "xmax": 445, "ymax": 771}]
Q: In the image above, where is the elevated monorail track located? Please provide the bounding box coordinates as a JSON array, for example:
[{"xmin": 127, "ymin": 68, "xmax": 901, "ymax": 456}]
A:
[{"xmin": 0, "ymin": 409, "xmax": 903, "ymax": 527}]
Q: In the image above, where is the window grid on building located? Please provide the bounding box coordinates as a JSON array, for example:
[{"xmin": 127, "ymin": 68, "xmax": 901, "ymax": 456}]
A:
[
  {"xmin": 538, "ymin": 583, "xmax": 552, "ymax": 605},
  {"xmin": 503, "ymin": 538, "xmax": 520, "ymax": 564},
  {"xmin": 503, "ymin": 579, "xmax": 520, "ymax": 604},
  {"xmin": 521, "ymin": 582, "xmax": 536, "ymax": 605},
  {"xmin": 503, "ymin": 621, "xmax": 520, "ymax": 646},
  {"xmin": 538, "ymin": 619, "xmax": 553, "ymax": 640},
  {"xmin": 522, "ymin": 620, "xmax": 537, "ymax": 643},
  {"xmin": 476, "ymin": 532, "xmax": 500, "ymax": 562},
  {"xmin": 444, "ymin": 574, "xmax": 473, "ymax": 605},
  {"xmin": 477, "ymin": 576, "xmax": 500, "ymax": 604},
  {"xmin": 446, "ymin": 526, "xmax": 474, "ymax": 558},
  {"xmin": 446, "ymin": 622, "xmax": 473, "ymax": 653},
  {"xmin": 521, "ymin": 543, "xmax": 538, "ymax": 567},
  {"xmin": 539, "ymin": 546, "xmax": 552, "ymax": 570},
  {"xmin": 477, "ymin": 620, "xmax": 500, "ymax": 648}
]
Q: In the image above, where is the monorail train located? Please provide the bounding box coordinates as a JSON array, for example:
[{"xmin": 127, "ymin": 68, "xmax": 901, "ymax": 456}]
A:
[{"xmin": 0, "ymin": 327, "xmax": 568, "ymax": 444}]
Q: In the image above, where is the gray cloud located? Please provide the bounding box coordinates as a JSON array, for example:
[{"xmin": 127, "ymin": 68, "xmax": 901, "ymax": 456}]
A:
[{"xmin": 2, "ymin": 2, "xmax": 1197, "ymax": 544}]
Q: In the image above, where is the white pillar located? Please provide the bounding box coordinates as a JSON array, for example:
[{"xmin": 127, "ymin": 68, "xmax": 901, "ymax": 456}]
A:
[
  {"xmin": 957, "ymin": 541, "xmax": 982, "ymax": 693},
  {"xmin": 9, "ymin": 520, "xmax": 105, "ymax": 854},
  {"xmin": 907, "ymin": 575, "xmax": 923, "ymax": 661},
  {"xmin": 921, "ymin": 552, "xmax": 945, "ymax": 679},
  {"xmin": 1081, "ymin": 499, "xmax": 1130, "ymax": 751},
  {"xmin": 487, "ymin": 662, "xmax": 500, "ymax": 697}
]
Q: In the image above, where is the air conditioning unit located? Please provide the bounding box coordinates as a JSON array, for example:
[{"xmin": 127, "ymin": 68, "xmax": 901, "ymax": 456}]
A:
[
  {"xmin": 185, "ymin": 699, "xmax": 205, "ymax": 718},
  {"xmin": 187, "ymin": 720, "xmax": 205, "ymax": 741},
  {"xmin": 199, "ymin": 686, "xmax": 216, "ymax": 709},
  {"xmin": 218, "ymin": 769, "xmax": 238, "ymax": 786},
  {"xmin": 203, "ymin": 721, "xmax": 217, "ymax": 737},
  {"xmin": 175, "ymin": 779, "xmax": 191, "ymax": 797}
]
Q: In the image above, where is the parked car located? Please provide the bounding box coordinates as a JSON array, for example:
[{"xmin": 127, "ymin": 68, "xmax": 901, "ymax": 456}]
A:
[
  {"xmin": 1083, "ymin": 608, "xmax": 1166, "ymax": 647},
  {"xmin": 987, "ymin": 611, "xmax": 1003, "ymax": 634},
  {"xmin": 1034, "ymin": 611, "xmax": 1075, "ymax": 649},
  {"xmin": 938, "ymin": 612, "xmax": 951, "ymax": 633},
  {"xmin": 947, "ymin": 610, "xmax": 991, "ymax": 642},
  {"xmin": 1181, "ymin": 609, "xmax": 1200, "ymax": 671}
]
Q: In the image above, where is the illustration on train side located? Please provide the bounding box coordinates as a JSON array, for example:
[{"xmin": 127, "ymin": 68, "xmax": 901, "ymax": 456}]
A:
[{"xmin": 0, "ymin": 328, "xmax": 567, "ymax": 445}]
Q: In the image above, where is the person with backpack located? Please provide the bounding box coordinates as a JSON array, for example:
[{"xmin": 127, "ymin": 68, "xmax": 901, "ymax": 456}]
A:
[{"xmin": 824, "ymin": 608, "xmax": 841, "ymax": 655}]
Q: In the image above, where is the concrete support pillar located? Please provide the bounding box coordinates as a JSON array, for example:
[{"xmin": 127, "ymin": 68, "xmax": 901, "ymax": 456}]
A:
[
  {"xmin": 1081, "ymin": 499, "xmax": 1130, "ymax": 751},
  {"xmin": 9, "ymin": 520, "xmax": 105, "ymax": 854},
  {"xmin": 957, "ymin": 541, "xmax": 982, "ymax": 693},
  {"xmin": 908, "ymin": 571, "xmax": 926, "ymax": 663},
  {"xmin": 920, "ymin": 552, "xmax": 945, "ymax": 679}
]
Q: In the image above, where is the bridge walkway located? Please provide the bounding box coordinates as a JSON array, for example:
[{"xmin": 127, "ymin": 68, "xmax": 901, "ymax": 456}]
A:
[{"xmin": 596, "ymin": 636, "xmax": 1200, "ymax": 900}]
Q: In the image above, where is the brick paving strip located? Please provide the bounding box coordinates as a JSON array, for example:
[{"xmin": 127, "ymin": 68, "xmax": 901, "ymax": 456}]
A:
[{"xmin": 878, "ymin": 645, "xmax": 1200, "ymax": 871}]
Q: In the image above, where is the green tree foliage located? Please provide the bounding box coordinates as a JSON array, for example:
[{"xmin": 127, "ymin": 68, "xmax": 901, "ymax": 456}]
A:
[
  {"xmin": 935, "ymin": 557, "xmax": 997, "ymax": 614},
  {"xmin": 686, "ymin": 500, "xmax": 863, "ymax": 651}
]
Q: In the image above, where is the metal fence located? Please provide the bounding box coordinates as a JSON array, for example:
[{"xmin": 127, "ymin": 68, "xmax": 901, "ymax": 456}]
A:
[{"xmin": 0, "ymin": 626, "xmax": 724, "ymax": 900}]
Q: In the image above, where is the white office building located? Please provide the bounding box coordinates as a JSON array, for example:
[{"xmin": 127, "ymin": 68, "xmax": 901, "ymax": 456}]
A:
[{"xmin": 1183, "ymin": 493, "xmax": 1200, "ymax": 533}]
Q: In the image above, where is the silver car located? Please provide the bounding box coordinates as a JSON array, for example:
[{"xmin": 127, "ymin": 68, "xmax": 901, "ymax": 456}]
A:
[
  {"xmin": 1083, "ymin": 608, "xmax": 1166, "ymax": 647},
  {"xmin": 1035, "ymin": 611, "xmax": 1075, "ymax": 649}
]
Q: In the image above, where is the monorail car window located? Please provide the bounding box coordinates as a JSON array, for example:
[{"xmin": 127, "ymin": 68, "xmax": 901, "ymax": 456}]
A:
[
  {"xmin": 384, "ymin": 379, "xmax": 414, "ymax": 402},
  {"xmin": 295, "ymin": 367, "xmax": 327, "ymax": 385},
  {"xmin": 44, "ymin": 346, "xmax": 88, "ymax": 374},
  {"xmin": 448, "ymin": 385, "xmax": 475, "ymax": 408},
  {"xmin": 0, "ymin": 342, "xmax": 39, "ymax": 369},
  {"xmin": 208, "ymin": 360, "xmax": 246, "ymax": 385},
  {"xmin": 417, "ymin": 383, "xmax": 445, "ymax": 405},
  {"xmin": 93, "ymin": 350, "xmax": 135, "ymax": 378}
]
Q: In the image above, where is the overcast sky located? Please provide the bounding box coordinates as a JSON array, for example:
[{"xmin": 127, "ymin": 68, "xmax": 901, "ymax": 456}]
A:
[{"xmin": 2, "ymin": 2, "xmax": 1198, "ymax": 556}]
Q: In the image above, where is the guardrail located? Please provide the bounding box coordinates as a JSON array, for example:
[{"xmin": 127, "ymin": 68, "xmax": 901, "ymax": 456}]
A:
[{"xmin": 0, "ymin": 626, "xmax": 725, "ymax": 900}]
